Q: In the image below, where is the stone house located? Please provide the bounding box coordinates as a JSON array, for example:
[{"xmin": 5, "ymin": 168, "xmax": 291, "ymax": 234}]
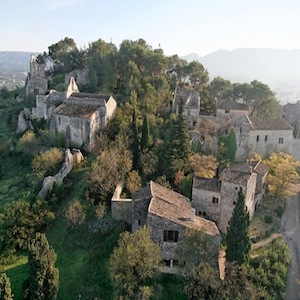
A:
[
  {"xmin": 234, "ymin": 115, "xmax": 294, "ymax": 160},
  {"xmin": 112, "ymin": 181, "xmax": 221, "ymax": 268},
  {"xmin": 172, "ymin": 87, "xmax": 200, "ymax": 127},
  {"xmin": 216, "ymin": 100, "xmax": 249, "ymax": 120},
  {"xmin": 282, "ymin": 101, "xmax": 300, "ymax": 138},
  {"xmin": 192, "ymin": 162, "xmax": 266, "ymax": 233},
  {"xmin": 26, "ymin": 54, "xmax": 48, "ymax": 96},
  {"xmin": 50, "ymin": 77, "xmax": 117, "ymax": 151}
]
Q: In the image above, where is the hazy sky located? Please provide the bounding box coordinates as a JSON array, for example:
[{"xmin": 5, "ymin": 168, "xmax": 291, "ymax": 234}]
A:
[{"xmin": 1, "ymin": 0, "xmax": 300, "ymax": 56}]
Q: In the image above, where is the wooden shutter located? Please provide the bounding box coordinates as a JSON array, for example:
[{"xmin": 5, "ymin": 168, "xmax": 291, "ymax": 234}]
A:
[
  {"xmin": 163, "ymin": 230, "xmax": 168, "ymax": 242},
  {"xmin": 174, "ymin": 231, "xmax": 179, "ymax": 242}
]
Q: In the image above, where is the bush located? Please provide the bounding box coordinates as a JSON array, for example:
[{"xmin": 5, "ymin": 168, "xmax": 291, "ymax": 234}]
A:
[
  {"xmin": 31, "ymin": 148, "xmax": 63, "ymax": 178},
  {"xmin": 0, "ymin": 86, "xmax": 9, "ymax": 99},
  {"xmin": 275, "ymin": 206, "xmax": 284, "ymax": 218},
  {"xmin": 264, "ymin": 215, "xmax": 273, "ymax": 224},
  {"xmin": 65, "ymin": 200, "xmax": 86, "ymax": 230}
]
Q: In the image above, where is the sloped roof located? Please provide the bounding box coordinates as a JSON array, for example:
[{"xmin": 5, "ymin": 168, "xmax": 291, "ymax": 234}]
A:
[
  {"xmin": 219, "ymin": 168, "xmax": 251, "ymax": 186},
  {"xmin": 248, "ymin": 116, "xmax": 293, "ymax": 131},
  {"xmin": 217, "ymin": 100, "xmax": 249, "ymax": 111},
  {"xmin": 251, "ymin": 160, "xmax": 269, "ymax": 176},
  {"xmin": 148, "ymin": 181, "xmax": 220, "ymax": 237},
  {"xmin": 53, "ymin": 103, "xmax": 100, "ymax": 118},
  {"xmin": 193, "ymin": 177, "xmax": 222, "ymax": 193},
  {"xmin": 70, "ymin": 92, "xmax": 111, "ymax": 102}
]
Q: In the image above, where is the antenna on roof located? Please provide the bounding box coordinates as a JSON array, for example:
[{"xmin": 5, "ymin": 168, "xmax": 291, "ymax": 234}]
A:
[
  {"xmin": 159, "ymin": 43, "xmax": 161, "ymax": 48},
  {"xmin": 110, "ymin": 37, "xmax": 112, "ymax": 43}
]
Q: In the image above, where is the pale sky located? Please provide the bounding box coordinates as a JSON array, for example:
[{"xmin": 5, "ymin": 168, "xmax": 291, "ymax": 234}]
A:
[{"xmin": 1, "ymin": 0, "xmax": 300, "ymax": 57}]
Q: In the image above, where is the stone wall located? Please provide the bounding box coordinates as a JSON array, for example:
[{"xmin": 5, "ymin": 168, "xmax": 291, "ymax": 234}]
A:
[
  {"xmin": 111, "ymin": 181, "xmax": 133, "ymax": 224},
  {"xmin": 191, "ymin": 188, "xmax": 221, "ymax": 223},
  {"xmin": 65, "ymin": 67, "xmax": 89, "ymax": 87},
  {"xmin": 132, "ymin": 185, "xmax": 152, "ymax": 233},
  {"xmin": 147, "ymin": 212, "xmax": 186, "ymax": 261},
  {"xmin": 245, "ymin": 173, "xmax": 257, "ymax": 219},
  {"xmin": 217, "ymin": 109, "xmax": 248, "ymax": 120},
  {"xmin": 289, "ymin": 139, "xmax": 300, "ymax": 161}
]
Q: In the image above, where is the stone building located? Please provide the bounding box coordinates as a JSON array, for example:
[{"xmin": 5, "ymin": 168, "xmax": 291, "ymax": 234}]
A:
[
  {"xmin": 282, "ymin": 101, "xmax": 300, "ymax": 138},
  {"xmin": 192, "ymin": 163, "xmax": 263, "ymax": 233},
  {"xmin": 112, "ymin": 181, "xmax": 221, "ymax": 268},
  {"xmin": 65, "ymin": 66, "xmax": 89, "ymax": 88},
  {"xmin": 50, "ymin": 77, "xmax": 117, "ymax": 151},
  {"xmin": 234, "ymin": 115, "xmax": 294, "ymax": 161},
  {"xmin": 216, "ymin": 100, "xmax": 249, "ymax": 120},
  {"xmin": 26, "ymin": 54, "xmax": 48, "ymax": 96},
  {"xmin": 172, "ymin": 87, "xmax": 200, "ymax": 127}
]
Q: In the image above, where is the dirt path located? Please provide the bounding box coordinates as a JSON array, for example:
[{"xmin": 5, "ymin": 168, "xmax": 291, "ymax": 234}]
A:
[
  {"xmin": 281, "ymin": 193, "xmax": 300, "ymax": 300},
  {"xmin": 251, "ymin": 232, "xmax": 281, "ymax": 251}
]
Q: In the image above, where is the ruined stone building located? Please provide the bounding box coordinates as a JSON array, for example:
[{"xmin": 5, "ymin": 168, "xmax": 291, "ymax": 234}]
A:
[
  {"xmin": 234, "ymin": 115, "xmax": 294, "ymax": 161},
  {"xmin": 112, "ymin": 181, "xmax": 221, "ymax": 268},
  {"xmin": 216, "ymin": 100, "xmax": 249, "ymax": 120},
  {"xmin": 282, "ymin": 101, "xmax": 300, "ymax": 138},
  {"xmin": 50, "ymin": 78, "xmax": 117, "ymax": 151},
  {"xmin": 26, "ymin": 54, "xmax": 48, "ymax": 96},
  {"xmin": 192, "ymin": 161, "xmax": 268, "ymax": 233},
  {"xmin": 172, "ymin": 87, "xmax": 200, "ymax": 127},
  {"xmin": 64, "ymin": 66, "xmax": 89, "ymax": 88}
]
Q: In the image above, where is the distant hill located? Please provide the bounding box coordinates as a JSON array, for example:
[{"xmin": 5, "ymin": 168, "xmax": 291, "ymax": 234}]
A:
[
  {"xmin": 181, "ymin": 48, "xmax": 300, "ymax": 104},
  {"xmin": 0, "ymin": 51, "xmax": 39, "ymax": 90}
]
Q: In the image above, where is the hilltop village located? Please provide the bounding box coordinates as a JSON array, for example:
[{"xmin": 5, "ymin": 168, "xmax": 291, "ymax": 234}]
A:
[{"xmin": 0, "ymin": 37, "xmax": 299, "ymax": 299}]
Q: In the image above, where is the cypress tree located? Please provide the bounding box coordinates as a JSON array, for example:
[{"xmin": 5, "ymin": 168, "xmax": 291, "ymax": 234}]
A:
[
  {"xmin": 131, "ymin": 109, "xmax": 139, "ymax": 169},
  {"xmin": 172, "ymin": 97, "xmax": 191, "ymax": 171},
  {"xmin": 226, "ymin": 129, "xmax": 237, "ymax": 163},
  {"xmin": 0, "ymin": 273, "xmax": 13, "ymax": 300},
  {"xmin": 226, "ymin": 188, "xmax": 251, "ymax": 266},
  {"xmin": 28, "ymin": 233, "xmax": 59, "ymax": 300},
  {"xmin": 141, "ymin": 114, "xmax": 150, "ymax": 152}
]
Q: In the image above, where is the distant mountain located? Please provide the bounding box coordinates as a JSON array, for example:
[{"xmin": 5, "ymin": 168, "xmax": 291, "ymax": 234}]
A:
[
  {"xmin": 181, "ymin": 48, "xmax": 300, "ymax": 104},
  {"xmin": 0, "ymin": 51, "xmax": 39, "ymax": 90}
]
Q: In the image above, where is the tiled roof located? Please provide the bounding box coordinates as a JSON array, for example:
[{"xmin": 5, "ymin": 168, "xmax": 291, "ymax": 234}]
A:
[
  {"xmin": 219, "ymin": 168, "xmax": 251, "ymax": 186},
  {"xmin": 148, "ymin": 181, "xmax": 220, "ymax": 237},
  {"xmin": 193, "ymin": 177, "xmax": 222, "ymax": 192},
  {"xmin": 70, "ymin": 92, "xmax": 111, "ymax": 102},
  {"xmin": 252, "ymin": 160, "xmax": 269, "ymax": 176},
  {"xmin": 53, "ymin": 103, "xmax": 100, "ymax": 118},
  {"xmin": 217, "ymin": 100, "xmax": 249, "ymax": 111},
  {"xmin": 248, "ymin": 117, "xmax": 293, "ymax": 131}
]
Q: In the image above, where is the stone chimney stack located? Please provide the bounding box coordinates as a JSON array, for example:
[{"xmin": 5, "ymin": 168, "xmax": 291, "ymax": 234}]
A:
[{"xmin": 190, "ymin": 207, "xmax": 196, "ymax": 222}]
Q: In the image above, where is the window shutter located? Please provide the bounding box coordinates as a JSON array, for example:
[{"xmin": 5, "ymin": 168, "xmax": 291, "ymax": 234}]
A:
[
  {"xmin": 163, "ymin": 230, "xmax": 168, "ymax": 242},
  {"xmin": 174, "ymin": 231, "xmax": 179, "ymax": 242}
]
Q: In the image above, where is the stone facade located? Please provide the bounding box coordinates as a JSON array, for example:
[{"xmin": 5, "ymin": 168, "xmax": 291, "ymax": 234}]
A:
[
  {"xmin": 192, "ymin": 163, "xmax": 264, "ymax": 233},
  {"xmin": 50, "ymin": 77, "xmax": 117, "ymax": 151},
  {"xmin": 26, "ymin": 54, "xmax": 48, "ymax": 96},
  {"xmin": 216, "ymin": 100, "xmax": 249, "ymax": 121},
  {"xmin": 172, "ymin": 87, "xmax": 200, "ymax": 127},
  {"xmin": 282, "ymin": 101, "xmax": 300, "ymax": 137},
  {"xmin": 112, "ymin": 181, "xmax": 221, "ymax": 268},
  {"xmin": 234, "ymin": 115, "xmax": 294, "ymax": 160}
]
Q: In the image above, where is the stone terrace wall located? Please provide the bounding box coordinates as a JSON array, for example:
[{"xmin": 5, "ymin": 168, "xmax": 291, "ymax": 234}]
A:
[
  {"xmin": 290, "ymin": 139, "xmax": 300, "ymax": 161},
  {"xmin": 111, "ymin": 181, "xmax": 132, "ymax": 224}
]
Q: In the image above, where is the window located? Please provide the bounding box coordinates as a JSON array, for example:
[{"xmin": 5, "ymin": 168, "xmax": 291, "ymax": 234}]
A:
[
  {"xmin": 203, "ymin": 212, "xmax": 207, "ymax": 217},
  {"xmin": 240, "ymin": 127, "xmax": 242, "ymax": 134},
  {"xmin": 225, "ymin": 109, "xmax": 230, "ymax": 114},
  {"xmin": 265, "ymin": 135, "xmax": 268, "ymax": 142},
  {"xmin": 256, "ymin": 135, "xmax": 260, "ymax": 142},
  {"xmin": 228, "ymin": 221, "xmax": 231, "ymax": 225},
  {"xmin": 138, "ymin": 220, "xmax": 141, "ymax": 226},
  {"xmin": 233, "ymin": 201, "xmax": 236, "ymax": 206},
  {"xmin": 59, "ymin": 117, "xmax": 61, "ymax": 125},
  {"xmin": 212, "ymin": 197, "xmax": 219, "ymax": 204},
  {"xmin": 279, "ymin": 137, "xmax": 283, "ymax": 144},
  {"xmin": 239, "ymin": 141, "xmax": 241, "ymax": 146},
  {"xmin": 163, "ymin": 230, "xmax": 179, "ymax": 242}
]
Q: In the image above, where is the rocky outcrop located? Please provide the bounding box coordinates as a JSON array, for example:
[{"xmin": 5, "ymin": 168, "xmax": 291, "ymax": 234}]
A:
[
  {"xmin": 16, "ymin": 108, "xmax": 33, "ymax": 135},
  {"xmin": 38, "ymin": 149, "xmax": 83, "ymax": 200}
]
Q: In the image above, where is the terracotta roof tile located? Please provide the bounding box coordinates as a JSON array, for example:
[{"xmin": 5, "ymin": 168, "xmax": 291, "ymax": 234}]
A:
[
  {"xmin": 248, "ymin": 117, "xmax": 293, "ymax": 130},
  {"xmin": 193, "ymin": 177, "xmax": 222, "ymax": 192},
  {"xmin": 148, "ymin": 181, "xmax": 220, "ymax": 237},
  {"xmin": 217, "ymin": 100, "xmax": 249, "ymax": 111}
]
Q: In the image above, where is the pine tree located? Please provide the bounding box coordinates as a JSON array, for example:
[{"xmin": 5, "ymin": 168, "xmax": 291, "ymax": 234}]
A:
[
  {"xmin": 226, "ymin": 188, "xmax": 251, "ymax": 265},
  {"xmin": 141, "ymin": 114, "xmax": 150, "ymax": 152},
  {"xmin": 0, "ymin": 273, "xmax": 13, "ymax": 300},
  {"xmin": 172, "ymin": 97, "xmax": 191, "ymax": 172},
  {"xmin": 27, "ymin": 233, "xmax": 59, "ymax": 300},
  {"xmin": 131, "ymin": 109, "xmax": 139, "ymax": 169}
]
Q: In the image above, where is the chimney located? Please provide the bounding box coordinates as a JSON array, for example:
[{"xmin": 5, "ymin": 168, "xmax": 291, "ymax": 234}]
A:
[
  {"xmin": 249, "ymin": 166, "xmax": 253, "ymax": 174},
  {"xmin": 190, "ymin": 208, "xmax": 196, "ymax": 222}
]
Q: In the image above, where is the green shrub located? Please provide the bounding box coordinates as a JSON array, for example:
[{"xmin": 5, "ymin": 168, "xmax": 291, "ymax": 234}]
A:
[
  {"xmin": 31, "ymin": 148, "xmax": 63, "ymax": 178},
  {"xmin": 191, "ymin": 140, "xmax": 202, "ymax": 154},
  {"xmin": 275, "ymin": 206, "xmax": 284, "ymax": 217},
  {"xmin": 264, "ymin": 215, "xmax": 273, "ymax": 224}
]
